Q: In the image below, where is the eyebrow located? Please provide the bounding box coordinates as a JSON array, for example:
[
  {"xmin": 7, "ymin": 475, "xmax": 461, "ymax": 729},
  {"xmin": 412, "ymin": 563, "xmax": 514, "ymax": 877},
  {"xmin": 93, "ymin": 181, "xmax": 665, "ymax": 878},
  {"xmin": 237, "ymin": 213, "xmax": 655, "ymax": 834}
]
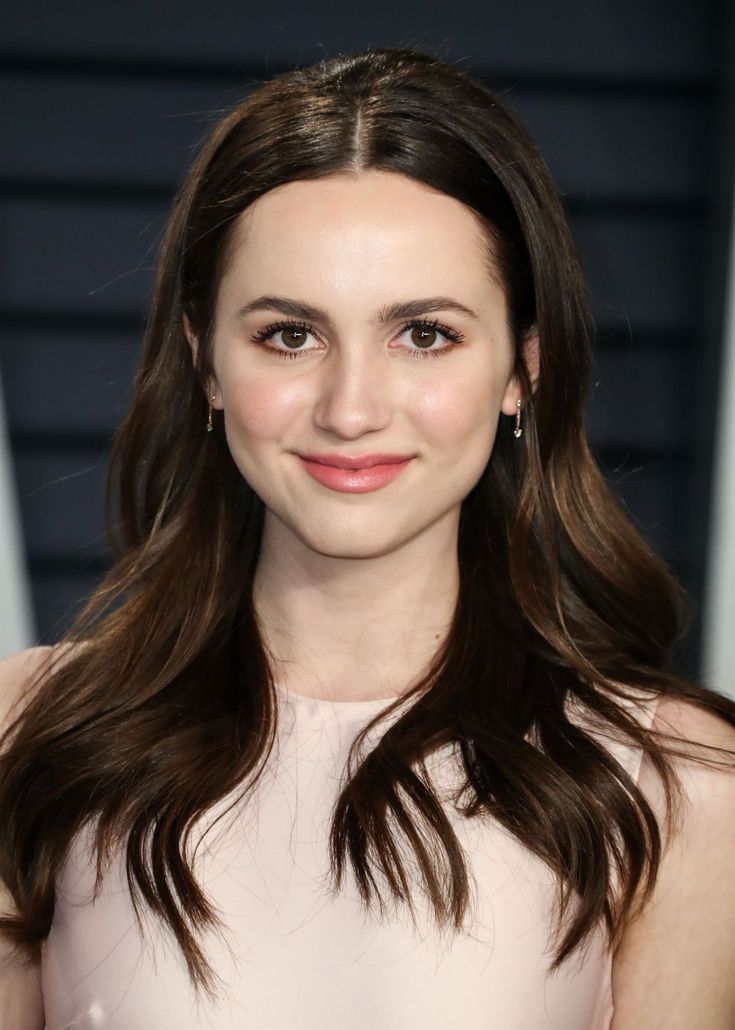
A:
[{"xmin": 235, "ymin": 295, "xmax": 481, "ymax": 326}]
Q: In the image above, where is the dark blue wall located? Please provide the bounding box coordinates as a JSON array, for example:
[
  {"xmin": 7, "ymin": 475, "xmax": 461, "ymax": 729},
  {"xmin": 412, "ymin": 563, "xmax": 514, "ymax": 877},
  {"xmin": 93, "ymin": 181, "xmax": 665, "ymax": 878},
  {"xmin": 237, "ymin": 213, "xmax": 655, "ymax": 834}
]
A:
[{"xmin": 2, "ymin": 0, "xmax": 732, "ymax": 675}]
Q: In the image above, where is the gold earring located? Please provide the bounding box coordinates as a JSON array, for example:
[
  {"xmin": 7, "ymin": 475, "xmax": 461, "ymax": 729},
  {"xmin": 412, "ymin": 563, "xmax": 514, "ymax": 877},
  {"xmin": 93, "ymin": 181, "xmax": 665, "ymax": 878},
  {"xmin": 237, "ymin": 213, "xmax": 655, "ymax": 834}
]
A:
[
  {"xmin": 513, "ymin": 398, "xmax": 523, "ymax": 439},
  {"xmin": 207, "ymin": 394, "xmax": 215, "ymax": 432}
]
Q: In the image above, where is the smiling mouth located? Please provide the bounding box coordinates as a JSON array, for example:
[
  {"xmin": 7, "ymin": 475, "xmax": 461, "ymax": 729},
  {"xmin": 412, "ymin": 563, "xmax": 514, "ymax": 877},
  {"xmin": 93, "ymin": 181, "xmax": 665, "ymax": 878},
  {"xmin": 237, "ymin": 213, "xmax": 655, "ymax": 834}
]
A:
[
  {"xmin": 297, "ymin": 453, "xmax": 414, "ymax": 470},
  {"xmin": 297, "ymin": 455, "xmax": 413, "ymax": 493}
]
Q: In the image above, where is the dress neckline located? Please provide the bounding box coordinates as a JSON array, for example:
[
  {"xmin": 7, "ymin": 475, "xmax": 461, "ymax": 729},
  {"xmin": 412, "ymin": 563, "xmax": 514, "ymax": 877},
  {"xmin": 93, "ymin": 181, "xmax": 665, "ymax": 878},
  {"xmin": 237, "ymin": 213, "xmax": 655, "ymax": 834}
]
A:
[{"xmin": 273, "ymin": 680, "xmax": 401, "ymax": 717}]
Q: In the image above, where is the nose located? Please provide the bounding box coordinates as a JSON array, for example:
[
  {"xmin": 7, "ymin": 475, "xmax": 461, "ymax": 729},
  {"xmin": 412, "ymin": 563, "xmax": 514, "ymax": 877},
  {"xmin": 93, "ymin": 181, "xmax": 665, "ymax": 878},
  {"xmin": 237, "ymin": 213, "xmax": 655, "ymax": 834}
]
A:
[{"xmin": 311, "ymin": 343, "xmax": 394, "ymax": 439}]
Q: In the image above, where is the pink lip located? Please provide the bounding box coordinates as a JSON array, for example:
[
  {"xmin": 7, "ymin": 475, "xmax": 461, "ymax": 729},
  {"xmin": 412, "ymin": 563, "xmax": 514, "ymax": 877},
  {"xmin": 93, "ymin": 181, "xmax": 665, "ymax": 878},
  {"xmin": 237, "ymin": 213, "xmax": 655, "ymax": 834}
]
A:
[
  {"xmin": 299, "ymin": 452, "xmax": 412, "ymax": 470},
  {"xmin": 298, "ymin": 456, "xmax": 412, "ymax": 493}
]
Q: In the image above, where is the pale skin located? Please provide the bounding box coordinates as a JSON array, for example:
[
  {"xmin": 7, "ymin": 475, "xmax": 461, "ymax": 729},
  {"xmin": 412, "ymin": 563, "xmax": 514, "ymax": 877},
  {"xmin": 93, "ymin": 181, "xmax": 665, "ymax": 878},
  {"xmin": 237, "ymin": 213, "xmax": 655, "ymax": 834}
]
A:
[
  {"xmin": 1, "ymin": 171, "xmax": 734, "ymax": 1026},
  {"xmin": 185, "ymin": 169, "xmax": 539, "ymax": 703}
]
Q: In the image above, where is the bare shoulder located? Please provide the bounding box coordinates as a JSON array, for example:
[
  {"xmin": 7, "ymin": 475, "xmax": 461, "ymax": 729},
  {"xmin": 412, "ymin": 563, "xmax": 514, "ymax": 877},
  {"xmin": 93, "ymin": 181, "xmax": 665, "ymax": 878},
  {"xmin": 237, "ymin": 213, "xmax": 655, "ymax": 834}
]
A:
[
  {"xmin": 650, "ymin": 693, "xmax": 735, "ymax": 750},
  {"xmin": 643, "ymin": 694, "xmax": 735, "ymax": 816},
  {"xmin": 0, "ymin": 647, "xmax": 57, "ymax": 1027},
  {"xmin": 0, "ymin": 644, "xmax": 84, "ymax": 730},
  {"xmin": 0, "ymin": 646, "xmax": 55, "ymax": 727},
  {"xmin": 0, "ymin": 645, "xmax": 55, "ymax": 685},
  {"xmin": 610, "ymin": 694, "xmax": 735, "ymax": 1028}
]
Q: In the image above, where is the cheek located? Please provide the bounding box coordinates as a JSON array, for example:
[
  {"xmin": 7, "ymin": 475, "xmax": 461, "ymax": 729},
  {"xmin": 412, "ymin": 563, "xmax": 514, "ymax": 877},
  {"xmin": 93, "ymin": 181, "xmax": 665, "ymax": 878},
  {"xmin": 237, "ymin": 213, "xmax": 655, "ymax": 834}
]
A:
[
  {"xmin": 409, "ymin": 368, "xmax": 499, "ymax": 448},
  {"xmin": 222, "ymin": 373, "xmax": 304, "ymax": 444}
]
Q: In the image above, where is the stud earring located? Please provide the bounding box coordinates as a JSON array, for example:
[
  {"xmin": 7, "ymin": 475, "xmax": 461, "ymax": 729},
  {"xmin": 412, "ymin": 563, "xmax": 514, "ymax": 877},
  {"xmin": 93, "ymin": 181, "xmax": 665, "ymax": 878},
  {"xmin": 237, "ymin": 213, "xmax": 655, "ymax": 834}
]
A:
[
  {"xmin": 513, "ymin": 398, "xmax": 523, "ymax": 439},
  {"xmin": 207, "ymin": 394, "xmax": 216, "ymax": 432}
]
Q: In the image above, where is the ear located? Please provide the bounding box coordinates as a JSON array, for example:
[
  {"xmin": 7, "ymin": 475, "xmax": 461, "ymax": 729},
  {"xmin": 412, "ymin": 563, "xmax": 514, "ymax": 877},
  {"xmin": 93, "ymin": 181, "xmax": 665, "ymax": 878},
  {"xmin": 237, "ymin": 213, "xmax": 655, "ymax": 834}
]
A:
[
  {"xmin": 500, "ymin": 328, "xmax": 540, "ymax": 416},
  {"xmin": 182, "ymin": 312, "xmax": 199, "ymax": 365},
  {"xmin": 182, "ymin": 313, "xmax": 221, "ymax": 407}
]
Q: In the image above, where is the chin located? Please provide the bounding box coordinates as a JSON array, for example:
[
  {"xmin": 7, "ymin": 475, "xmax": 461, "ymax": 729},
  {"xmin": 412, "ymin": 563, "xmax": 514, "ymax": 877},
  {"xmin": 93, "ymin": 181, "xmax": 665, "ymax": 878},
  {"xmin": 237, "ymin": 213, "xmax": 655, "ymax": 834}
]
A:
[{"xmin": 297, "ymin": 524, "xmax": 415, "ymax": 560}]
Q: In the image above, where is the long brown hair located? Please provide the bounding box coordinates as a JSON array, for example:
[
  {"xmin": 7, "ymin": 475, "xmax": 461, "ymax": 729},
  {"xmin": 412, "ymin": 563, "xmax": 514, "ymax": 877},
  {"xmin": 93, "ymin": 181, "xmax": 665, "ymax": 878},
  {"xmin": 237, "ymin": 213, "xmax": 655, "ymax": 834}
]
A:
[{"xmin": 2, "ymin": 46, "xmax": 734, "ymax": 997}]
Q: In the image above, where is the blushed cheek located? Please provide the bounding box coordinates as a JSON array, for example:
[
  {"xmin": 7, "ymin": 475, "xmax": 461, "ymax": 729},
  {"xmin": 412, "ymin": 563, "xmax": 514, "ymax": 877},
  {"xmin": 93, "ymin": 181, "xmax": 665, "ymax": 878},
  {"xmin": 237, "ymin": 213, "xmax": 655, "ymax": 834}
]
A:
[
  {"xmin": 412, "ymin": 377, "xmax": 497, "ymax": 449},
  {"xmin": 222, "ymin": 375, "xmax": 305, "ymax": 444}
]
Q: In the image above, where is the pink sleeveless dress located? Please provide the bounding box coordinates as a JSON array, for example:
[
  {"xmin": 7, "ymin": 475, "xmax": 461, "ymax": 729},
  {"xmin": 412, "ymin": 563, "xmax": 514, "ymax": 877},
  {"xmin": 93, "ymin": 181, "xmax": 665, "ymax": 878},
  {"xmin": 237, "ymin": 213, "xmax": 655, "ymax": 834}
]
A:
[{"xmin": 41, "ymin": 683, "xmax": 662, "ymax": 1029}]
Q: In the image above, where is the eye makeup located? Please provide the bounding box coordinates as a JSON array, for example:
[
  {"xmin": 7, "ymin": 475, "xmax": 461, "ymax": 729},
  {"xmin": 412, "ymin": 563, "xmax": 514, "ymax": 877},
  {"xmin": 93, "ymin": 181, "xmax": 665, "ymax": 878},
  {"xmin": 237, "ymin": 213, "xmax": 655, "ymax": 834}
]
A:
[{"xmin": 248, "ymin": 317, "xmax": 465, "ymax": 361}]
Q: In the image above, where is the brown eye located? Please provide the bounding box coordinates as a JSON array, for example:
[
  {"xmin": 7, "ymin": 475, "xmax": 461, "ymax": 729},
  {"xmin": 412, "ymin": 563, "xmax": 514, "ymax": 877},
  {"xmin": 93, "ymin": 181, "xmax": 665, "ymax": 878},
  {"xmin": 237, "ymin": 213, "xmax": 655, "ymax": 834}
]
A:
[
  {"xmin": 282, "ymin": 327, "xmax": 308, "ymax": 348},
  {"xmin": 410, "ymin": 326, "xmax": 437, "ymax": 348}
]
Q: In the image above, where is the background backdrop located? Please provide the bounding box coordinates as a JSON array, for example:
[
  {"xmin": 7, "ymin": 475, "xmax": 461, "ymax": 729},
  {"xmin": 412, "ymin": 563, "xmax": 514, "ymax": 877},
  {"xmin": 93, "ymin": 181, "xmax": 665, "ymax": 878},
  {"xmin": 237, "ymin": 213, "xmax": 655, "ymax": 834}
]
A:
[{"xmin": 1, "ymin": 0, "xmax": 734, "ymax": 692}]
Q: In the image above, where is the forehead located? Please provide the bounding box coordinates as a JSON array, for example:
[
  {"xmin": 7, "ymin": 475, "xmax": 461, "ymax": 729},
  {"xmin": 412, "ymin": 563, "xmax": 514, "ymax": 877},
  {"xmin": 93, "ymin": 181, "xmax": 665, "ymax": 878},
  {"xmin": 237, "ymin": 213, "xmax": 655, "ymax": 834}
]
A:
[{"xmin": 220, "ymin": 171, "xmax": 502, "ymax": 298}]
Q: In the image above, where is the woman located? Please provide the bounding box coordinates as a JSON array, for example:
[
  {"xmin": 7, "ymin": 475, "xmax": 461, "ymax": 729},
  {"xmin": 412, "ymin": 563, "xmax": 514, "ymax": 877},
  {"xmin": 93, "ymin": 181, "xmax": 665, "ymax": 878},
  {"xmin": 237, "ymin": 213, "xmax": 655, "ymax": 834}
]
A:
[{"xmin": 1, "ymin": 45, "xmax": 734, "ymax": 1030}]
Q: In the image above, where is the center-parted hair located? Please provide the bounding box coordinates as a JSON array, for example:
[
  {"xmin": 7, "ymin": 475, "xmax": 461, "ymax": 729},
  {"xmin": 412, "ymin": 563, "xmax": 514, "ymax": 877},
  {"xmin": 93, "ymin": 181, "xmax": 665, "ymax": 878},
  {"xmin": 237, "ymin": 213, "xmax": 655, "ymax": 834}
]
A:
[{"xmin": 2, "ymin": 46, "xmax": 734, "ymax": 997}]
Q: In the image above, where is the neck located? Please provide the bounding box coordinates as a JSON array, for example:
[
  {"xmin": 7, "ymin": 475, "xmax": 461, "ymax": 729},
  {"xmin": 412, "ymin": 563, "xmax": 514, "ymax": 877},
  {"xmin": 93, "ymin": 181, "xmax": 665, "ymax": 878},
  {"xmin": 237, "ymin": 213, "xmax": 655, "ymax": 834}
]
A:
[{"xmin": 252, "ymin": 510, "xmax": 460, "ymax": 703}]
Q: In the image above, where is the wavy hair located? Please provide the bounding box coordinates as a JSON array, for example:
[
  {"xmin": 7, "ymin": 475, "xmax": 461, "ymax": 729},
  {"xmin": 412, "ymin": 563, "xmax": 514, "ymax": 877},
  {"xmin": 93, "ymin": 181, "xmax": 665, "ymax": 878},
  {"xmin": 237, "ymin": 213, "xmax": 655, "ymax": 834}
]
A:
[{"xmin": 2, "ymin": 45, "xmax": 734, "ymax": 997}]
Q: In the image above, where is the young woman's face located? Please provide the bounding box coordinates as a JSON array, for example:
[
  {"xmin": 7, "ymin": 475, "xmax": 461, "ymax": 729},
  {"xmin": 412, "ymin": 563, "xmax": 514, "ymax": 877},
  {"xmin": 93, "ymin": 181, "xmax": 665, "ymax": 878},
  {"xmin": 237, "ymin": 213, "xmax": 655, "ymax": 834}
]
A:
[{"xmin": 196, "ymin": 170, "xmax": 523, "ymax": 559}]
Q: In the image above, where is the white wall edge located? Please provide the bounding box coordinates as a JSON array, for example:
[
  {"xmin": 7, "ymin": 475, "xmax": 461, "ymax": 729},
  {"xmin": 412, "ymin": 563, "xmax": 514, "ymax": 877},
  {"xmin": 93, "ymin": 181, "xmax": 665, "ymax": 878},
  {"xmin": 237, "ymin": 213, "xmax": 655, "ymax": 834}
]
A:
[
  {"xmin": 0, "ymin": 362, "xmax": 35, "ymax": 657},
  {"xmin": 702, "ymin": 175, "xmax": 735, "ymax": 700}
]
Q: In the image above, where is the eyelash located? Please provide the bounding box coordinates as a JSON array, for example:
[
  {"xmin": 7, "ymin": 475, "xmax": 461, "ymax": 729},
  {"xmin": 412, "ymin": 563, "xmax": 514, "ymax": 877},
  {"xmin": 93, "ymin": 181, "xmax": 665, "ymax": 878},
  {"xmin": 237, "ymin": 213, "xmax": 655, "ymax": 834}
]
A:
[{"xmin": 248, "ymin": 317, "xmax": 465, "ymax": 360}]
